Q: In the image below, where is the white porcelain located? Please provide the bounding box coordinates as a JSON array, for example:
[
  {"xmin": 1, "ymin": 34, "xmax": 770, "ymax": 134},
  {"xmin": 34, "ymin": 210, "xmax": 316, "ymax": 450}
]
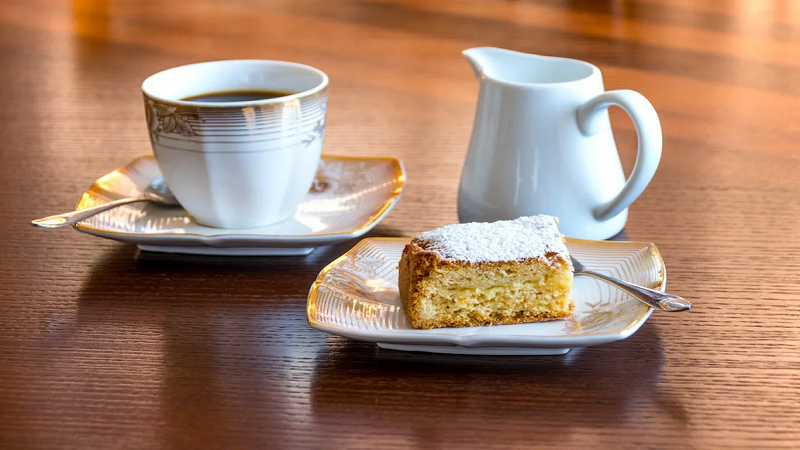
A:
[
  {"xmin": 458, "ymin": 47, "xmax": 662, "ymax": 240},
  {"xmin": 141, "ymin": 60, "xmax": 328, "ymax": 229},
  {"xmin": 307, "ymin": 237, "xmax": 664, "ymax": 355},
  {"xmin": 72, "ymin": 155, "xmax": 405, "ymax": 256}
]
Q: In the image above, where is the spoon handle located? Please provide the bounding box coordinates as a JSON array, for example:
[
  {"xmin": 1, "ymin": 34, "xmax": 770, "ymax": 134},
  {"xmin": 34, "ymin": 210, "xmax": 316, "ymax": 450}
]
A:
[
  {"xmin": 575, "ymin": 270, "xmax": 692, "ymax": 312},
  {"xmin": 31, "ymin": 197, "xmax": 145, "ymax": 228}
]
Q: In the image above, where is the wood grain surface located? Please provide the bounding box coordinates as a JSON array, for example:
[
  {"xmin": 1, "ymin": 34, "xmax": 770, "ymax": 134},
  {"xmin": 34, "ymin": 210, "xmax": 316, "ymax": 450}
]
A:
[{"xmin": 1, "ymin": 0, "xmax": 799, "ymax": 448}]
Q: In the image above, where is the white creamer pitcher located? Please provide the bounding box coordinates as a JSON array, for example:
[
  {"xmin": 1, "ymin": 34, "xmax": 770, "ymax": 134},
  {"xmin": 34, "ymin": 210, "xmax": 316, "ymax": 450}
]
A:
[{"xmin": 458, "ymin": 47, "xmax": 662, "ymax": 240}]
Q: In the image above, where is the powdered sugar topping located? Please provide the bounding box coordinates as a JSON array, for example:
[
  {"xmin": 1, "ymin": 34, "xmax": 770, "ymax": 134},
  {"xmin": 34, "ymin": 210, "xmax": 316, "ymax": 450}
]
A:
[{"xmin": 414, "ymin": 215, "xmax": 569, "ymax": 263}]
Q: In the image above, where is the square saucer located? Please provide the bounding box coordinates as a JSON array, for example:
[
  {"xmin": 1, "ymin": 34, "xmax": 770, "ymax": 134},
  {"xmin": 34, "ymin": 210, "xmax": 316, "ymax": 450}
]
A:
[
  {"xmin": 307, "ymin": 238, "xmax": 662, "ymax": 355},
  {"xmin": 73, "ymin": 155, "xmax": 405, "ymax": 255}
]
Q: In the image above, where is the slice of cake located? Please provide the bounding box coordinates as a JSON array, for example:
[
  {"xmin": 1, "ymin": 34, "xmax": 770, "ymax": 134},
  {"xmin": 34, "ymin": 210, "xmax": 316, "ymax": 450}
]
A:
[{"xmin": 398, "ymin": 215, "xmax": 574, "ymax": 329}]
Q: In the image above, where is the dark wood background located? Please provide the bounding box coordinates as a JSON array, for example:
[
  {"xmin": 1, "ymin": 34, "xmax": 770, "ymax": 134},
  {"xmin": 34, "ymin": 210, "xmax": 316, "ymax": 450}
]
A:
[{"xmin": 1, "ymin": 0, "xmax": 798, "ymax": 448}]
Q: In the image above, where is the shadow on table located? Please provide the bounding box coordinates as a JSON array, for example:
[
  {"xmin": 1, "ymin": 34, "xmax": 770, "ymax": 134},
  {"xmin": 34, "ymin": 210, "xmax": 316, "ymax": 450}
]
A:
[
  {"xmin": 76, "ymin": 224, "xmax": 407, "ymax": 308},
  {"xmin": 308, "ymin": 324, "xmax": 686, "ymax": 447},
  {"xmin": 67, "ymin": 225, "xmax": 410, "ymax": 447}
]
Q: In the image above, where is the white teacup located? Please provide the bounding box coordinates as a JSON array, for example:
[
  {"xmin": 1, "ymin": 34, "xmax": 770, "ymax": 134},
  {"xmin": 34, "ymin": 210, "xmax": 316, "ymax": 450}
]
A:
[{"xmin": 141, "ymin": 60, "xmax": 328, "ymax": 228}]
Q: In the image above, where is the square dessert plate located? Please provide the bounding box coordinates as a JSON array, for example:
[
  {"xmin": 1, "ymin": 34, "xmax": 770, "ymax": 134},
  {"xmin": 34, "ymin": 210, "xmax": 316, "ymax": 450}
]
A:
[
  {"xmin": 307, "ymin": 237, "xmax": 663, "ymax": 355},
  {"xmin": 73, "ymin": 155, "xmax": 405, "ymax": 255}
]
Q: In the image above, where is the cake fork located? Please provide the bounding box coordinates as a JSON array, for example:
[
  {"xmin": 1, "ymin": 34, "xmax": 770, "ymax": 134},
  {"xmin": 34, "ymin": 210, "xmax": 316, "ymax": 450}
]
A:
[{"xmin": 570, "ymin": 256, "xmax": 691, "ymax": 312}]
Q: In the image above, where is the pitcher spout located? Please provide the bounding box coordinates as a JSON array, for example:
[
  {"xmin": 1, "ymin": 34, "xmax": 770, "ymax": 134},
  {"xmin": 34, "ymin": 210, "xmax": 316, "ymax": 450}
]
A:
[
  {"xmin": 463, "ymin": 47, "xmax": 506, "ymax": 80},
  {"xmin": 463, "ymin": 47, "xmax": 597, "ymax": 85}
]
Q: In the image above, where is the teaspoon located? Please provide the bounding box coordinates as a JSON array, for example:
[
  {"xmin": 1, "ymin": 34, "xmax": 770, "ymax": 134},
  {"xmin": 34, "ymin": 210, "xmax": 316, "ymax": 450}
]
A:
[
  {"xmin": 31, "ymin": 178, "xmax": 179, "ymax": 228},
  {"xmin": 571, "ymin": 255, "xmax": 691, "ymax": 312}
]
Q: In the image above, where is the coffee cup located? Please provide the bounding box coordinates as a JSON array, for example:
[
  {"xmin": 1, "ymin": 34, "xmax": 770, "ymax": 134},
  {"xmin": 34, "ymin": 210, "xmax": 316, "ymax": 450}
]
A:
[{"xmin": 141, "ymin": 60, "xmax": 328, "ymax": 228}]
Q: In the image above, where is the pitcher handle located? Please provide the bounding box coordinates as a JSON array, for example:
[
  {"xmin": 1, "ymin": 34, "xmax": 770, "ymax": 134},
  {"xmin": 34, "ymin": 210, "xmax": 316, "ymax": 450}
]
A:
[{"xmin": 577, "ymin": 89, "xmax": 662, "ymax": 221}]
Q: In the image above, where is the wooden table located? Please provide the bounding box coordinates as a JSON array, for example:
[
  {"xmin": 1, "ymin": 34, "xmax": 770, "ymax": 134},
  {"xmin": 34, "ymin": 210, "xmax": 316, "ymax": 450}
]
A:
[{"xmin": 2, "ymin": 0, "xmax": 798, "ymax": 448}]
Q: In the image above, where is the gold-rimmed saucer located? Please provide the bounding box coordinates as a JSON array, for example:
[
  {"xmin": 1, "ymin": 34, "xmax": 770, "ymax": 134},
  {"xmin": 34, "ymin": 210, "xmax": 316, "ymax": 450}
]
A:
[
  {"xmin": 307, "ymin": 238, "xmax": 663, "ymax": 355},
  {"xmin": 72, "ymin": 155, "xmax": 405, "ymax": 256}
]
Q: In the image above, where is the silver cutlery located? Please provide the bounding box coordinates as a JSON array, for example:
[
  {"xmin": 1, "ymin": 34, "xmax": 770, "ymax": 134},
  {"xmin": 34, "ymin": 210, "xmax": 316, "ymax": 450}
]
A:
[
  {"xmin": 31, "ymin": 178, "xmax": 179, "ymax": 228},
  {"xmin": 571, "ymin": 255, "xmax": 691, "ymax": 312}
]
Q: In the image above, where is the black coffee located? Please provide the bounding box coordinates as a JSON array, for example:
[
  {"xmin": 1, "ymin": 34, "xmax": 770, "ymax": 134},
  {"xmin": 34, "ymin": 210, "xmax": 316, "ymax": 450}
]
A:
[{"xmin": 182, "ymin": 90, "xmax": 293, "ymax": 102}]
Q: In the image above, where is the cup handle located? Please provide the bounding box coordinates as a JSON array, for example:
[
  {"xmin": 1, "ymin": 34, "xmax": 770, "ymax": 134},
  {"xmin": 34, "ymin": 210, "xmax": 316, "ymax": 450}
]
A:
[{"xmin": 576, "ymin": 89, "xmax": 662, "ymax": 221}]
